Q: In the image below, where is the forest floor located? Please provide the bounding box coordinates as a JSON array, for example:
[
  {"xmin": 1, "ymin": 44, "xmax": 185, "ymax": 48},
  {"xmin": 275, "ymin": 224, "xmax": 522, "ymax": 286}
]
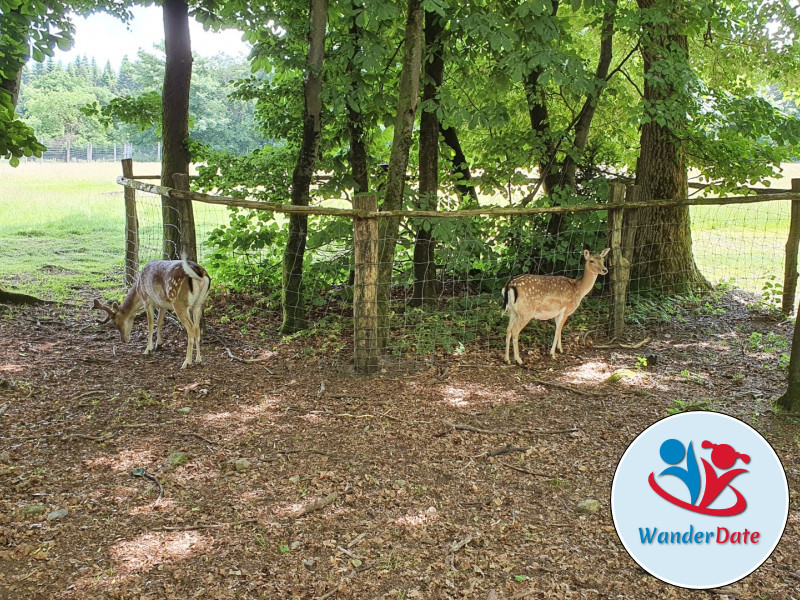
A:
[{"xmin": 1, "ymin": 288, "xmax": 799, "ymax": 600}]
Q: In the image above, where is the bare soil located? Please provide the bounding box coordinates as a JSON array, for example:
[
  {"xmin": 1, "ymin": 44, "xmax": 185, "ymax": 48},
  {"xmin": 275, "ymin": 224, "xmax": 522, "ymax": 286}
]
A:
[{"xmin": 1, "ymin": 290, "xmax": 799, "ymax": 600}]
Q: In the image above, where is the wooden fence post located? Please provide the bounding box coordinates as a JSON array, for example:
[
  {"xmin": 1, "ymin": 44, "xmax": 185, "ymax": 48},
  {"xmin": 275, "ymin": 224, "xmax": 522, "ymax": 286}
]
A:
[
  {"xmin": 608, "ymin": 183, "xmax": 629, "ymax": 338},
  {"xmin": 353, "ymin": 195, "xmax": 379, "ymax": 374},
  {"xmin": 121, "ymin": 159, "xmax": 139, "ymax": 286},
  {"xmin": 172, "ymin": 173, "xmax": 197, "ymax": 262},
  {"xmin": 782, "ymin": 178, "xmax": 800, "ymax": 315}
]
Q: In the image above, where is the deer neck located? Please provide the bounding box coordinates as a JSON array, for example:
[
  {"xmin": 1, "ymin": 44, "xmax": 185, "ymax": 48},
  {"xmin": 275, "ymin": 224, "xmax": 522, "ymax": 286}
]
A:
[
  {"xmin": 575, "ymin": 268, "xmax": 599, "ymax": 299},
  {"xmin": 118, "ymin": 282, "xmax": 144, "ymax": 320}
]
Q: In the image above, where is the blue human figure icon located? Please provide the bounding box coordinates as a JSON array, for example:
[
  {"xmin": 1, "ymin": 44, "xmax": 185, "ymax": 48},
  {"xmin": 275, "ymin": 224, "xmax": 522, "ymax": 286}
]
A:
[{"xmin": 658, "ymin": 439, "xmax": 701, "ymax": 505}]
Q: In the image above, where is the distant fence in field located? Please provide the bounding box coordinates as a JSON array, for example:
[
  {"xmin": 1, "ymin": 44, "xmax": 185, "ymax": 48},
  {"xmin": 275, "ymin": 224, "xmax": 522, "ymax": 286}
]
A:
[
  {"xmin": 115, "ymin": 159, "xmax": 800, "ymax": 374},
  {"xmin": 23, "ymin": 141, "xmax": 259, "ymax": 163}
]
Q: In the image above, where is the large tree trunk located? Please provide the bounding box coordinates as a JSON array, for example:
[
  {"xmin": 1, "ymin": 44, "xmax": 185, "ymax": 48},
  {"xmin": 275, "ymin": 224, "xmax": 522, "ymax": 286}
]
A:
[
  {"xmin": 376, "ymin": 0, "xmax": 424, "ymax": 349},
  {"xmin": 632, "ymin": 0, "xmax": 708, "ymax": 292},
  {"xmin": 1, "ymin": 59, "xmax": 44, "ymax": 304},
  {"xmin": 161, "ymin": 0, "xmax": 195, "ymax": 261},
  {"xmin": 346, "ymin": 3, "xmax": 369, "ymax": 196},
  {"xmin": 345, "ymin": 3, "xmax": 369, "ymax": 290},
  {"xmin": 778, "ymin": 318, "xmax": 800, "ymax": 412},
  {"xmin": 411, "ymin": 9, "xmax": 444, "ymax": 308},
  {"xmin": 281, "ymin": 0, "xmax": 328, "ymax": 334}
]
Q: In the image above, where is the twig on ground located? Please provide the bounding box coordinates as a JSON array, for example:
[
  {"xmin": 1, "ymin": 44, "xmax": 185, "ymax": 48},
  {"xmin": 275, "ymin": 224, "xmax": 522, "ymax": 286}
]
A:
[
  {"xmin": 336, "ymin": 545, "xmax": 365, "ymax": 561},
  {"xmin": 316, "ymin": 563, "xmax": 372, "ymax": 600},
  {"xmin": 519, "ymin": 426, "xmax": 579, "ymax": 435},
  {"xmin": 132, "ymin": 469, "xmax": 164, "ymax": 504},
  {"xmin": 525, "ymin": 377, "xmax": 598, "ymax": 397},
  {"xmin": 162, "ymin": 518, "xmax": 257, "ymax": 531},
  {"xmin": 68, "ymin": 390, "xmax": 108, "ymax": 401},
  {"xmin": 499, "ymin": 461, "xmax": 553, "ymax": 478},
  {"xmin": 445, "ymin": 534, "xmax": 474, "ymax": 571},
  {"xmin": 484, "ymin": 445, "xmax": 529, "ymax": 458},
  {"xmin": 225, "ymin": 347, "xmax": 273, "ymax": 364},
  {"xmin": 595, "ymin": 337, "xmax": 651, "ymax": 350},
  {"xmin": 179, "ymin": 431, "xmax": 215, "ymax": 446},
  {"xmin": 292, "ymin": 492, "xmax": 338, "ymax": 518},
  {"xmin": 347, "ymin": 531, "xmax": 367, "ymax": 548},
  {"xmin": 443, "ymin": 421, "xmax": 578, "ymax": 437},
  {"xmin": 334, "ymin": 413, "xmax": 374, "ymax": 419},
  {"xmin": 444, "ymin": 421, "xmax": 510, "ymax": 435},
  {"xmin": 82, "ymin": 356, "xmax": 114, "ymax": 364},
  {"xmin": 61, "ymin": 432, "xmax": 114, "ymax": 443}
]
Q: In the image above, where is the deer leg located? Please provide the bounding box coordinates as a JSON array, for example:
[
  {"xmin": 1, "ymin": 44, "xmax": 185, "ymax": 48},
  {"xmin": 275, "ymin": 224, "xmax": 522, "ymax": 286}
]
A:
[
  {"xmin": 551, "ymin": 311, "xmax": 567, "ymax": 358},
  {"xmin": 505, "ymin": 314, "xmax": 516, "ymax": 364},
  {"xmin": 509, "ymin": 316, "xmax": 533, "ymax": 365},
  {"xmin": 144, "ymin": 304, "xmax": 156, "ymax": 355},
  {"xmin": 172, "ymin": 304, "xmax": 196, "ymax": 369},
  {"xmin": 155, "ymin": 308, "xmax": 166, "ymax": 348}
]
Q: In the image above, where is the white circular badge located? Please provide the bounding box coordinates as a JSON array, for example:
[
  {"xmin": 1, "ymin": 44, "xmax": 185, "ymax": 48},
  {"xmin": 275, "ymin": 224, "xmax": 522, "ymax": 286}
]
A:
[{"xmin": 611, "ymin": 411, "xmax": 788, "ymax": 589}]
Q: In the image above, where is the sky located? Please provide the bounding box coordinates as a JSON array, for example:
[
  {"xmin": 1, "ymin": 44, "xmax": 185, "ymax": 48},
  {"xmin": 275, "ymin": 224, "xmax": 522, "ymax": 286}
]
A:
[{"xmin": 51, "ymin": 5, "xmax": 251, "ymax": 69}]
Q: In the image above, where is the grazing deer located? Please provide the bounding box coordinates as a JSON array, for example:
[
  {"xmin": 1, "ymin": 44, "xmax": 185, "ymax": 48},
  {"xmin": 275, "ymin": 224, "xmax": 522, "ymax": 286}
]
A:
[
  {"xmin": 94, "ymin": 255, "xmax": 211, "ymax": 369},
  {"xmin": 502, "ymin": 248, "xmax": 610, "ymax": 364}
]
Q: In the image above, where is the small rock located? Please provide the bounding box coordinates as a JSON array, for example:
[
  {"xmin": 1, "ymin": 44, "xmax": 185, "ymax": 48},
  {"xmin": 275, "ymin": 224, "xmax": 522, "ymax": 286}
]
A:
[
  {"xmin": 289, "ymin": 475, "xmax": 301, "ymax": 484},
  {"xmin": 234, "ymin": 458, "xmax": 251, "ymax": 472},
  {"xmin": 303, "ymin": 559, "xmax": 315, "ymax": 571},
  {"xmin": 576, "ymin": 499, "xmax": 601, "ymax": 515},
  {"xmin": 607, "ymin": 368, "xmax": 637, "ymax": 383},
  {"xmin": 166, "ymin": 451, "xmax": 189, "ymax": 468},
  {"xmin": 290, "ymin": 540, "xmax": 301, "ymax": 550},
  {"xmin": 22, "ymin": 504, "xmax": 47, "ymax": 516},
  {"xmin": 177, "ymin": 407, "xmax": 191, "ymax": 414},
  {"xmin": 47, "ymin": 508, "xmax": 69, "ymax": 520},
  {"xmin": 0, "ymin": 451, "xmax": 11, "ymax": 463}
]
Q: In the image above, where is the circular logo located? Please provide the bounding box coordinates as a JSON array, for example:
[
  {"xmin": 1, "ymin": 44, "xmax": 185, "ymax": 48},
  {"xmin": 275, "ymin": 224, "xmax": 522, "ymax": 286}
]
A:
[{"xmin": 611, "ymin": 411, "xmax": 789, "ymax": 589}]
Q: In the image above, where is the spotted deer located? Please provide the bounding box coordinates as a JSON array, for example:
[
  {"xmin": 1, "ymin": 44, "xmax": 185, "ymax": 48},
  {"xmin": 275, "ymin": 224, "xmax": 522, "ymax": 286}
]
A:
[
  {"xmin": 502, "ymin": 248, "xmax": 610, "ymax": 364},
  {"xmin": 94, "ymin": 255, "xmax": 211, "ymax": 369}
]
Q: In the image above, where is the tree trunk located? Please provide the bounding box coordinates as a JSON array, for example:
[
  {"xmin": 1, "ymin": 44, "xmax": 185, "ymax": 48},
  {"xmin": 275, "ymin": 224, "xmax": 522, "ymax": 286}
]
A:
[
  {"xmin": 345, "ymin": 2, "xmax": 369, "ymax": 289},
  {"xmin": 161, "ymin": 0, "xmax": 195, "ymax": 260},
  {"xmin": 632, "ymin": 0, "xmax": 708, "ymax": 293},
  {"xmin": 0, "ymin": 62, "xmax": 42, "ymax": 304},
  {"xmin": 281, "ymin": 0, "xmax": 328, "ymax": 334},
  {"xmin": 411, "ymin": 9, "xmax": 444, "ymax": 308},
  {"xmin": 559, "ymin": 0, "xmax": 616, "ymax": 188},
  {"xmin": 346, "ymin": 3, "xmax": 369, "ymax": 196},
  {"xmin": 440, "ymin": 124, "xmax": 478, "ymax": 207},
  {"xmin": 777, "ymin": 317, "xmax": 800, "ymax": 412},
  {"xmin": 376, "ymin": 0, "xmax": 424, "ymax": 349}
]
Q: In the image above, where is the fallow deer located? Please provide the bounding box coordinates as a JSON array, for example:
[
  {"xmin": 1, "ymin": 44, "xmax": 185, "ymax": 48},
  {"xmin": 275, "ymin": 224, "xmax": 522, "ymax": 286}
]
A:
[
  {"xmin": 502, "ymin": 248, "xmax": 610, "ymax": 364},
  {"xmin": 94, "ymin": 255, "xmax": 211, "ymax": 368}
]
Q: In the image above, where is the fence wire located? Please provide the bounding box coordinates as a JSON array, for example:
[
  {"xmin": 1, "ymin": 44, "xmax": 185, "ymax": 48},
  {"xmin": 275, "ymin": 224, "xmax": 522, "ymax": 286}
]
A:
[{"xmin": 125, "ymin": 184, "xmax": 792, "ymax": 371}]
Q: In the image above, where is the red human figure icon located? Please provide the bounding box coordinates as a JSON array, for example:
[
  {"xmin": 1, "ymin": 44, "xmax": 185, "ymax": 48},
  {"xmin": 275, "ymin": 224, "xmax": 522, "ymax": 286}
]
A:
[{"xmin": 698, "ymin": 441, "xmax": 750, "ymax": 512}]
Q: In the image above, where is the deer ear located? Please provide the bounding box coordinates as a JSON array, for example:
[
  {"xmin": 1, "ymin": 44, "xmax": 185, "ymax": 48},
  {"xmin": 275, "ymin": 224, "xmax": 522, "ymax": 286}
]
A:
[
  {"xmin": 583, "ymin": 249, "xmax": 591, "ymax": 259},
  {"xmin": 600, "ymin": 248, "xmax": 610, "ymax": 257}
]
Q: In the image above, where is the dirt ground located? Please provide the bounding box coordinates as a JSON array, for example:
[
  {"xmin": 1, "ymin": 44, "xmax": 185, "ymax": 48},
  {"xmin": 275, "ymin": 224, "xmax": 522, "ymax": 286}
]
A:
[{"xmin": 1, "ymin": 288, "xmax": 799, "ymax": 600}]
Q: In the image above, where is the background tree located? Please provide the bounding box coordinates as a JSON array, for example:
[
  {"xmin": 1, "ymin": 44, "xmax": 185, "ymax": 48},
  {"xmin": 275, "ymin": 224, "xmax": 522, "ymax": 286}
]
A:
[
  {"xmin": 160, "ymin": 0, "xmax": 195, "ymax": 260},
  {"xmin": 282, "ymin": 0, "xmax": 328, "ymax": 334},
  {"xmin": 376, "ymin": 0, "xmax": 424, "ymax": 349}
]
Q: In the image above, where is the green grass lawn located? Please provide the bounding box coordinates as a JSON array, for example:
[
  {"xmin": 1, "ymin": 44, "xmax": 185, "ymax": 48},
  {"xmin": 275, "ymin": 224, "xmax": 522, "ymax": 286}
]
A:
[{"xmin": 0, "ymin": 161, "xmax": 228, "ymax": 301}]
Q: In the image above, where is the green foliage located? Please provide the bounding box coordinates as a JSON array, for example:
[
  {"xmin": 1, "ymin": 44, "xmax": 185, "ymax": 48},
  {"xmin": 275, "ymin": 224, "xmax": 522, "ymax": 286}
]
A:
[
  {"xmin": 82, "ymin": 90, "xmax": 162, "ymax": 132},
  {"xmin": 0, "ymin": 1, "xmax": 131, "ymax": 163}
]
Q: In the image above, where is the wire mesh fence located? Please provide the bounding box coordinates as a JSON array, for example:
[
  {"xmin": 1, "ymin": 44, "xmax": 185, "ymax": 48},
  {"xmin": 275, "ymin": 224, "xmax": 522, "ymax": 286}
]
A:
[{"xmin": 121, "ymin": 170, "xmax": 799, "ymax": 373}]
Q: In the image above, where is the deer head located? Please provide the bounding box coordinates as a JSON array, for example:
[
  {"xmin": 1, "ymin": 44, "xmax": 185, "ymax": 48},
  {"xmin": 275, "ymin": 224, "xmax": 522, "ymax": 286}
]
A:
[{"xmin": 93, "ymin": 298, "xmax": 134, "ymax": 342}]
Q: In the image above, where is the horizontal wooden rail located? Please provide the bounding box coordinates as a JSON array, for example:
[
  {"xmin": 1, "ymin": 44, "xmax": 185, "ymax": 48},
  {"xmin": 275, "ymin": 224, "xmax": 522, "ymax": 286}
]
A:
[{"xmin": 117, "ymin": 176, "xmax": 800, "ymax": 219}]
